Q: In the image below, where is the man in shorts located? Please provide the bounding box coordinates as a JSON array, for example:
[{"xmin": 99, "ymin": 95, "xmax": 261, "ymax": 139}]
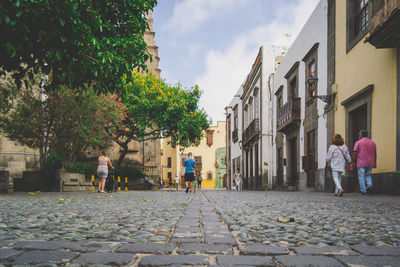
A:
[{"xmin": 184, "ymin": 152, "xmax": 196, "ymax": 193}]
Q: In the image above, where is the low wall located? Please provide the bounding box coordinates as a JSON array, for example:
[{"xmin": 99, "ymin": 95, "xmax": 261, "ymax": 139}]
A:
[
  {"xmin": 60, "ymin": 170, "xmax": 91, "ymax": 192},
  {"xmin": 0, "ymin": 171, "xmax": 10, "ymax": 193}
]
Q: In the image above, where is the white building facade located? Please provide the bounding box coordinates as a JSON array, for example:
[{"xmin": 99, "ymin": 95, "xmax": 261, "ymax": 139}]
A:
[
  {"xmin": 226, "ymin": 87, "xmax": 243, "ymax": 190},
  {"xmin": 272, "ymin": 0, "xmax": 329, "ymax": 191},
  {"xmin": 241, "ymin": 45, "xmax": 286, "ymax": 190}
]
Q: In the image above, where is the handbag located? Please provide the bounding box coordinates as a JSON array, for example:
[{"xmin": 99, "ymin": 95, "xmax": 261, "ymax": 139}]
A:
[{"xmin": 336, "ymin": 145, "xmax": 354, "ymax": 171}]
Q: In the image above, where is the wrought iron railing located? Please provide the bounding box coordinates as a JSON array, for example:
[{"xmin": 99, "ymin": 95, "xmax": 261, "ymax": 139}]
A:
[
  {"xmin": 277, "ymin": 98, "xmax": 301, "ymax": 132},
  {"xmin": 242, "ymin": 118, "xmax": 259, "ymax": 145}
]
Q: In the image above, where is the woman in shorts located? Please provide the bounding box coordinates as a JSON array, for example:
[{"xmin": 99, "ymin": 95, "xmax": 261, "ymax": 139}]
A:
[{"xmin": 97, "ymin": 151, "xmax": 114, "ymax": 193}]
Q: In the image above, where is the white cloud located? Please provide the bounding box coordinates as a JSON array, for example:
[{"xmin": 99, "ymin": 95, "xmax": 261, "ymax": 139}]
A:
[
  {"xmin": 165, "ymin": 0, "xmax": 249, "ymax": 34},
  {"xmin": 195, "ymin": 0, "xmax": 320, "ymax": 122}
]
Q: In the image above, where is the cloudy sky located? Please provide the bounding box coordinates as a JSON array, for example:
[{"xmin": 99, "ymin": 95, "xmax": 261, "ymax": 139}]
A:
[{"xmin": 153, "ymin": 0, "xmax": 319, "ymax": 123}]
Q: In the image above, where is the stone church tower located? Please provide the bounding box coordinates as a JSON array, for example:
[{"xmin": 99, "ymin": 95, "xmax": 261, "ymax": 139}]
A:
[{"xmin": 108, "ymin": 11, "xmax": 162, "ymax": 180}]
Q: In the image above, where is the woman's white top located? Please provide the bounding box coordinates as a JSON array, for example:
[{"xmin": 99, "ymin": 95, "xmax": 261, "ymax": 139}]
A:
[{"xmin": 326, "ymin": 144, "xmax": 351, "ymax": 172}]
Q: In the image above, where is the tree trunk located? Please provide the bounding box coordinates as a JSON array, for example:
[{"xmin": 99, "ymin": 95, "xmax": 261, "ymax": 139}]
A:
[{"xmin": 117, "ymin": 140, "xmax": 129, "ymax": 166}]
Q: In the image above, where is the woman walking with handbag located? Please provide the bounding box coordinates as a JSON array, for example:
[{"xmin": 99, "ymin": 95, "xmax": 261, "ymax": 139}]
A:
[{"xmin": 326, "ymin": 134, "xmax": 353, "ymax": 197}]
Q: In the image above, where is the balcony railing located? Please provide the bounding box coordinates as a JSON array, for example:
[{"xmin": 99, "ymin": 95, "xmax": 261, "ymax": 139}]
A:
[
  {"xmin": 367, "ymin": 0, "xmax": 400, "ymax": 48},
  {"xmin": 232, "ymin": 129, "xmax": 238, "ymax": 142},
  {"xmin": 277, "ymin": 98, "xmax": 301, "ymax": 132},
  {"xmin": 242, "ymin": 118, "xmax": 259, "ymax": 145}
]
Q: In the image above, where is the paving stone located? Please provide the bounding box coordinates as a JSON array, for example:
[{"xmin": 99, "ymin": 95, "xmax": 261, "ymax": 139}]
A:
[
  {"xmin": 206, "ymin": 237, "xmax": 237, "ymax": 245},
  {"xmin": 13, "ymin": 250, "xmax": 78, "ymax": 264},
  {"xmin": 172, "ymin": 232, "xmax": 202, "ymax": 238},
  {"xmin": 351, "ymin": 245, "xmax": 400, "ymax": 256},
  {"xmin": 293, "ymin": 246, "xmax": 358, "ymax": 255},
  {"xmin": 275, "ymin": 255, "xmax": 344, "ymax": 267},
  {"xmin": 174, "ymin": 227, "xmax": 201, "ymax": 233},
  {"xmin": 335, "ymin": 255, "xmax": 400, "ymax": 266},
  {"xmin": 216, "ymin": 255, "xmax": 274, "ymax": 266},
  {"xmin": 117, "ymin": 243, "xmax": 175, "ymax": 254},
  {"xmin": 205, "ymin": 232, "xmax": 234, "ymax": 238},
  {"xmin": 240, "ymin": 244, "xmax": 289, "ymax": 255},
  {"xmin": 138, "ymin": 255, "xmax": 208, "ymax": 266},
  {"xmin": 12, "ymin": 241, "xmax": 67, "ymax": 250},
  {"xmin": 178, "ymin": 243, "xmax": 233, "ymax": 255},
  {"xmin": 63, "ymin": 241, "xmax": 119, "ymax": 252},
  {"xmin": 74, "ymin": 252, "xmax": 136, "ymax": 265},
  {"xmin": 0, "ymin": 249, "xmax": 22, "ymax": 260},
  {"xmin": 171, "ymin": 237, "xmax": 202, "ymax": 243}
]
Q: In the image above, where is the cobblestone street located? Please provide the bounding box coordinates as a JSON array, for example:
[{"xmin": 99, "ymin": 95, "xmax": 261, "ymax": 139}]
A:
[{"xmin": 0, "ymin": 190, "xmax": 399, "ymax": 266}]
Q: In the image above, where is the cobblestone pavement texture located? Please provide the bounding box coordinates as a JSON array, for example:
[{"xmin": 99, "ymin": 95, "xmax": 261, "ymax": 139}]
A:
[{"xmin": 0, "ymin": 190, "xmax": 399, "ymax": 266}]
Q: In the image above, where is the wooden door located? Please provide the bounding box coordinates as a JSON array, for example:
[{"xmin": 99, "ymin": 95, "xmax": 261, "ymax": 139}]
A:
[
  {"xmin": 250, "ymin": 147, "xmax": 254, "ymax": 189},
  {"xmin": 255, "ymin": 143, "xmax": 260, "ymax": 189},
  {"xmin": 289, "ymin": 137, "xmax": 298, "ymax": 186},
  {"xmin": 306, "ymin": 130, "xmax": 316, "ymax": 188},
  {"xmin": 349, "ymin": 104, "xmax": 368, "ymax": 190},
  {"xmin": 350, "ymin": 105, "xmax": 367, "ymax": 150},
  {"xmin": 277, "ymin": 148, "xmax": 283, "ymax": 186}
]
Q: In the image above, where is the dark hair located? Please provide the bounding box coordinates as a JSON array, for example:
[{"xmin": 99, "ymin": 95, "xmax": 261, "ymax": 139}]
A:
[
  {"xmin": 332, "ymin": 134, "xmax": 344, "ymax": 146},
  {"xmin": 359, "ymin": 130, "xmax": 368, "ymax": 138},
  {"xmin": 101, "ymin": 151, "xmax": 107, "ymax": 156},
  {"xmin": 237, "ymin": 168, "xmax": 240, "ymax": 172},
  {"xmin": 188, "ymin": 152, "xmax": 192, "ymax": 157}
]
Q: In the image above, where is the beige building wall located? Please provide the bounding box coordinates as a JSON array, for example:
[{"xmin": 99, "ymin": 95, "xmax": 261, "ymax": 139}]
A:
[
  {"xmin": 161, "ymin": 121, "xmax": 227, "ymax": 189},
  {"xmin": 334, "ymin": 2, "xmax": 398, "ymax": 173}
]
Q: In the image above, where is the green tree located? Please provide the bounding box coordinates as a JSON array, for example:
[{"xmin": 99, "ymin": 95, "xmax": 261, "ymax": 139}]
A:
[
  {"xmin": 0, "ymin": 75, "xmax": 126, "ymax": 169},
  {"xmin": 115, "ymin": 71, "xmax": 210, "ymax": 165},
  {"xmin": 0, "ymin": 0, "xmax": 157, "ymax": 92}
]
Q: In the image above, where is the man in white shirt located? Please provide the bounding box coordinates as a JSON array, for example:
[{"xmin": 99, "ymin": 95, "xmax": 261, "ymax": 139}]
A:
[{"xmin": 174, "ymin": 175, "xmax": 179, "ymax": 191}]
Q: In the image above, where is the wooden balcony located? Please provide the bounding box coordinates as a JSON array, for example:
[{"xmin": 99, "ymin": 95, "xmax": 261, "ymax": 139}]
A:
[
  {"xmin": 277, "ymin": 98, "xmax": 301, "ymax": 133},
  {"xmin": 367, "ymin": 0, "xmax": 400, "ymax": 48},
  {"xmin": 242, "ymin": 118, "xmax": 259, "ymax": 145},
  {"xmin": 232, "ymin": 128, "xmax": 238, "ymax": 142}
]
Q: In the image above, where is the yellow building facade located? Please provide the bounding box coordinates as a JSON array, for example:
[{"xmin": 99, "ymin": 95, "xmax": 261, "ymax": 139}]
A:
[
  {"xmin": 161, "ymin": 121, "xmax": 226, "ymax": 189},
  {"xmin": 331, "ymin": 0, "xmax": 400, "ymax": 194}
]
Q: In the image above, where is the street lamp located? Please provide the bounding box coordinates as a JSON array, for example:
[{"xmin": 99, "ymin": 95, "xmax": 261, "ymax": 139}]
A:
[
  {"xmin": 238, "ymin": 140, "xmax": 244, "ymax": 150},
  {"xmin": 305, "ymin": 77, "xmax": 332, "ymax": 104}
]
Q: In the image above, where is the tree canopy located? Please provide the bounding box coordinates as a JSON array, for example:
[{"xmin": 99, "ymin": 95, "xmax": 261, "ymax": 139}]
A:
[
  {"xmin": 114, "ymin": 71, "xmax": 210, "ymax": 165},
  {"xmin": 0, "ymin": 0, "xmax": 157, "ymax": 92},
  {"xmin": 0, "ymin": 75, "xmax": 126, "ymax": 168}
]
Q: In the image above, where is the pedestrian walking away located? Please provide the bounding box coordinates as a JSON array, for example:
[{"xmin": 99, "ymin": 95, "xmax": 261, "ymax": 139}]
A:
[
  {"xmin": 184, "ymin": 152, "xmax": 196, "ymax": 193},
  {"xmin": 198, "ymin": 174, "xmax": 202, "ymax": 189},
  {"xmin": 353, "ymin": 130, "xmax": 376, "ymax": 195},
  {"xmin": 175, "ymin": 175, "xmax": 179, "ymax": 190},
  {"xmin": 97, "ymin": 151, "xmax": 114, "ymax": 193},
  {"xmin": 326, "ymin": 134, "xmax": 352, "ymax": 197},
  {"xmin": 234, "ymin": 168, "xmax": 242, "ymax": 191}
]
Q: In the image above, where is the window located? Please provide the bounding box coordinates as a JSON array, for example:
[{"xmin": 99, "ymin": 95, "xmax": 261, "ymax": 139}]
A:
[
  {"xmin": 168, "ymin": 172, "xmax": 172, "ymax": 179},
  {"xmin": 207, "ymin": 172, "xmax": 212, "ymax": 180},
  {"xmin": 233, "ymin": 106, "xmax": 238, "ymax": 130},
  {"xmin": 355, "ymin": 0, "xmax": 369, "ymax": 36},
  {"xmin": 227, "ymin": 116, "xmax": 231, "ymax": 141},
  {"xmin": 289, "ymin": 77, "xmax": 297, "ymax": 98},
  {"xmin": 206, "ymin": 130, "xmax": 214, "ymax": 147},
  {"xmin": 167, "ymin": 157, "xmax": 171, "ymax": 168},
  {"xmin": 307, "ymin": 59, "xmax": 316, "ymax": 99},
  {"xmin": 254, "ymin": 92, "xmax": 259, "ymax": 119},
  {"xmin": 194, "ymin": 156, "xmax": 202, "ymax": 165},
  {"xmin": 346, "ymin": 0, "xmax": 370, "ymax": 52}
]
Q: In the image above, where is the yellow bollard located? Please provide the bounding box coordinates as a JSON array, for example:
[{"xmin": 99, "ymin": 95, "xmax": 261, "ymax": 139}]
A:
[
  {"xmin": 125, "ymin": 177, "xmax": 128, "ymax": 191},
  {"xmin": 91, "ymin": 175, "xmax": 95, "ymax": 191},
  {"xmin": 118, "ymin": 176, "xmax": 121, "ymax": 191}
]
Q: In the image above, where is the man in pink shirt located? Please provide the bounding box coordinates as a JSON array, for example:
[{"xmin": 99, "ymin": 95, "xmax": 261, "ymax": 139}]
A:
[{"xmin": 352, "ymin": 130, "xmax": 377, "ymax": 195}]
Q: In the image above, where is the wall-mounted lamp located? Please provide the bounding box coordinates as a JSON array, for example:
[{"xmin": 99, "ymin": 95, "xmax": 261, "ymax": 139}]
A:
[{"xmin": 305, "ymin": 77, "xmax": 332, "ymax": 104}]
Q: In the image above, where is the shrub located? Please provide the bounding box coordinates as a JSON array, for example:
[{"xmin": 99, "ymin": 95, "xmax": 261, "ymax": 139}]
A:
[
  {"xmin": 114, "ymin": 165, "xmax": 144, "ymax": 181},
  {"xmin": 46, "ymin": 153, "xmax": 65, "ymax": 169},
  {"xmin": 70, "ymin": 162, "xmax": 97, "ymax": 179}
]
